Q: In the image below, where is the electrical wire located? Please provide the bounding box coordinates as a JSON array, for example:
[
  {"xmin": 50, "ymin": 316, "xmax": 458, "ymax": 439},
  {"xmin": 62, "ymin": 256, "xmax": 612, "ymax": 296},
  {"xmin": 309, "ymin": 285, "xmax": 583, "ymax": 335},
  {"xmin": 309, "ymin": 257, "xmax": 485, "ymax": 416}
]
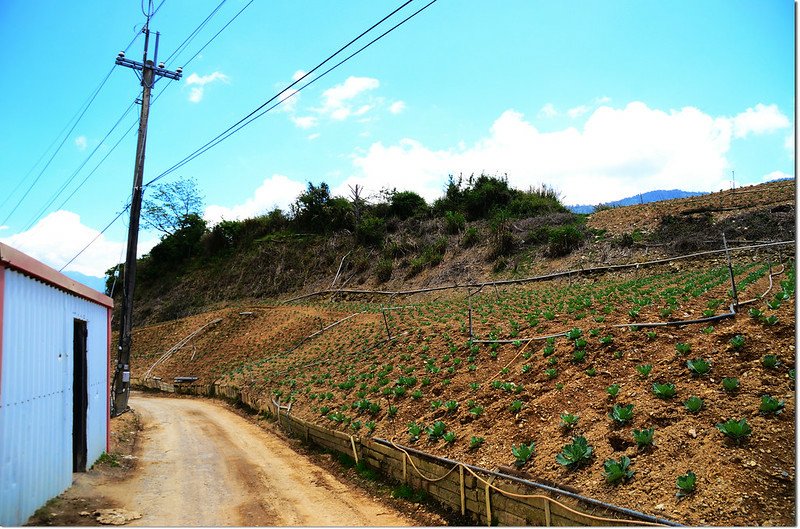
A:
[
  {"xmin": 19, "ymin": 0, "xmax": 228, "ymax": 230},
  {"xmin": 58, "ymin": 203, "xmax": 131, "ymax": 273},
  {"xmin": 23, "ymin": 100, "xmax": 139, "ymax": 231},
  {"xmin": 0, "ymin": 0, "xmax": 164, "ymax": 218},
  {"xmin": 174, "ymin": 0, "xmax": 252, "ymax": 68},
  {"xmin": 57, "ymin": 0, "xmax": 433, "ymax": 272},
  {"xmin": 0, "ymin": 67, "xmax": 116, "ymax": 223},
  {"xmin": 54, "ymin": 118, "xmax": 139, "ymax": 213},
  {"xmin": 162, "ymin": 0, "xmax": 227, "ymax": 65},
  {"xmin": 145, "ymin": 0, "xmax": 430, "ymax": 188}
]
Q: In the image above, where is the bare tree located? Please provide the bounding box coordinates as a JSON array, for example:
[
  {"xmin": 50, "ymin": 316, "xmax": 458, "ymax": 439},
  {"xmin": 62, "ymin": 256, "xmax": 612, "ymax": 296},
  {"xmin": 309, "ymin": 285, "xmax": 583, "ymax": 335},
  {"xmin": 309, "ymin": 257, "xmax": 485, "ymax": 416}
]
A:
[{"xmin": 349, "ymin": 184, "xmax": 366, "ymax": 225}]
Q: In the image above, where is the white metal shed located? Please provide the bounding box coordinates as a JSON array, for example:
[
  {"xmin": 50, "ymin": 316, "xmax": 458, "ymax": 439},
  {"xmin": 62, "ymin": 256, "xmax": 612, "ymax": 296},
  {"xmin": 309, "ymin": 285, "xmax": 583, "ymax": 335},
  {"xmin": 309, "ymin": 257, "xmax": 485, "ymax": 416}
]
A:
[{"xmin": 0, "ymin": 242, "xmax": 113, "ymax": 526}]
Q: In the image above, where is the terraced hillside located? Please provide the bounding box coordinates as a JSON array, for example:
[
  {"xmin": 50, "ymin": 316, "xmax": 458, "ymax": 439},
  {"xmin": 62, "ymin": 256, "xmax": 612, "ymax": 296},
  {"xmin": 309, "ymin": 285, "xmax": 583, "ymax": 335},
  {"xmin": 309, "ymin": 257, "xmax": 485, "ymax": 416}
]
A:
[
  {"xmin": 130, "ymin": 247, "xmax": 795, "ymax": 526},
  {"xmin": 126, "ymin": 179, "xmax": 795, "ymax": 525}
]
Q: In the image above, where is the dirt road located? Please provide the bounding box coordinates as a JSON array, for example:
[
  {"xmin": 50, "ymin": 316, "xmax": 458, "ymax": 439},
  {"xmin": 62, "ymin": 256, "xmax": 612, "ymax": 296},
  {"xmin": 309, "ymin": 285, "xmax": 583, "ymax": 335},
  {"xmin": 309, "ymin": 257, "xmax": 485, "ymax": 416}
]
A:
[{"xmin": 95, "ymin": 394, "xmax": 415, "ymax": 526}]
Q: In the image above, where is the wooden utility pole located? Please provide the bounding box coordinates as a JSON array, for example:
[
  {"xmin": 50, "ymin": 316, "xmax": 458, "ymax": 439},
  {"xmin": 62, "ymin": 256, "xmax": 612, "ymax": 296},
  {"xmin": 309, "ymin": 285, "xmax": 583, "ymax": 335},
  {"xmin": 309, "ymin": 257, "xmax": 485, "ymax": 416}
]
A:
[{"xmin": 110, "ymin": 22, "xmax": 182, "ymax": 416}]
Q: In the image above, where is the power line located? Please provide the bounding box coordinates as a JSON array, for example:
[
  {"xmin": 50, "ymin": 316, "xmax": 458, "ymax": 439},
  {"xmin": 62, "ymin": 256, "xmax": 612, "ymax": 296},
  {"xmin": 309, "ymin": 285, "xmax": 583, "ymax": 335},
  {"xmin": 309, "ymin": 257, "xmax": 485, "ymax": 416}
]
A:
[
  {"xmin": 58, "ymin": 0, "xmax": 435, "ymax": 272},
  {"xmin": 23, "ymin": 100, "xmax": 139, "ymax": 231},
  {"xmin": 0, "ymin": 0, "xmax": 165, "ymax": 218},
  {"xmin": 163, "ymin": 0, "xmax": 227, "ymax": 65},
  {"xmin": 58, "ymin": 203, "xmax": 131, "ymax": 273},
  {"xmin": 19, "ymin": 0, "xmax": 233, "ymax": 230},
  {"xmin": 155, "ymin": 0, "xmax": 440, "ymax": 186},
  {"xmin": 54, "ymin": 117, "xmax": 139, "ymax": 214},
  {"xmin": 0, "ymin": 67, "xmax": 116, "ymax": 223},
  {"xmin": 146, "ymin": 0, "xmax": 427, "ymax": 187},
  {"xmin": 176, "ymin": 0, "xmax": 253, "ymax": 68}
]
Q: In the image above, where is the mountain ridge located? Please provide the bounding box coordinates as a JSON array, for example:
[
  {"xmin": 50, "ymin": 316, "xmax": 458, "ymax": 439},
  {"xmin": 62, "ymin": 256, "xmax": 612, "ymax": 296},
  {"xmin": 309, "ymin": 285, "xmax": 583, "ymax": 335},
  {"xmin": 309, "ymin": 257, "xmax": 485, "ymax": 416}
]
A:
[{"xmin": 567, "ymin": 188, "xmax": 708, "ymax": 214}]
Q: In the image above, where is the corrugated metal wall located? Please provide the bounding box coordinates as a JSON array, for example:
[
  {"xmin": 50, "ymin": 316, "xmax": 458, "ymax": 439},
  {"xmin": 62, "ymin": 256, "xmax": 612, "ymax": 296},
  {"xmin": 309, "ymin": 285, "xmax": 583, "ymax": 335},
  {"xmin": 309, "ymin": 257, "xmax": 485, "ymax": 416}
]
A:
[{"xmin": 0, "ymin": 268, "xmax": 109, "ymax": 526}]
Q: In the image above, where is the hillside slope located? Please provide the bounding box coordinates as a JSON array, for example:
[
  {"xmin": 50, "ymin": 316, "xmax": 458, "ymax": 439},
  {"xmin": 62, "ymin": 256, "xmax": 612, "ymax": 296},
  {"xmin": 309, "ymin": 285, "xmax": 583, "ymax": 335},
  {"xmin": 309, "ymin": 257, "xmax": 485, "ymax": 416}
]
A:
[
  {"xmin": 126, "ymin": 179, "xmax": 796, "ymax": 526},
  {"xmin": 122, "ymin": 179, "xmax": 794, "ymax": 326}
]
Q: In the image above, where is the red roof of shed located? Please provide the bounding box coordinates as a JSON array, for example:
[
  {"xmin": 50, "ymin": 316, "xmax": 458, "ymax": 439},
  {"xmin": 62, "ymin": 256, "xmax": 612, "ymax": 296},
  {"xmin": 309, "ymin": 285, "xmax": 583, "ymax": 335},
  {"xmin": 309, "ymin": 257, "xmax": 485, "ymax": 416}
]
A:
[{"xmin": 0, "ymin": 243, "xmax": 113, "ymax": 309}]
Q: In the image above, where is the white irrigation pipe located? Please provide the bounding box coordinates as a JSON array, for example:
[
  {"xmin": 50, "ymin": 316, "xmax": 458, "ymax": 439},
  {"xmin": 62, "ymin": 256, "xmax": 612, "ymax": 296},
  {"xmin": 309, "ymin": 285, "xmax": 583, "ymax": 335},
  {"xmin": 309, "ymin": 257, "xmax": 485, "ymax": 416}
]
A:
[{"xmin": 143, "ymin": 318, "xmax": 222, "ymax": 379}]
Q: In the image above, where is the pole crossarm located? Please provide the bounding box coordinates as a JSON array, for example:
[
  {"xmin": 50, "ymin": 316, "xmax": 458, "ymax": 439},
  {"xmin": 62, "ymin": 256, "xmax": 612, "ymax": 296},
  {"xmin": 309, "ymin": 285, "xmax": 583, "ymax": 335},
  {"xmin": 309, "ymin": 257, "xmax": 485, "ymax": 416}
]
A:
[{"xmin": 115, "ymin": 56, "xmax": 183, "ymax": 80}]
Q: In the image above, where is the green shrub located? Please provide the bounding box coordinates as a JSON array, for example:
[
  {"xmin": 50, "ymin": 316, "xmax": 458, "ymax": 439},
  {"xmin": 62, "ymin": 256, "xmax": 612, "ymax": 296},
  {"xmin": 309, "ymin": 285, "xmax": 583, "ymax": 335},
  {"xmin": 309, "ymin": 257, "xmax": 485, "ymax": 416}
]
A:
[
  {"xmin": 512, "ymin": 441, "xmax": 536, "ymax": 467},
  {"xmin": 389, "ymin": 190, "xmax": 428, "ymax": 219},
  {"xmin": 461, "ymin": 226, "xmax": 479, "ymax": 248},
  {"xmin": 715, "ymin": 418, "xmax": 751, "ymax": 444},
  {"xmin": 444, "ymin": 210, "xmax": 466, "ymax": 234},
  {"xmin": 676, "ymin": 471, "xmax": 697, "ymax": 497},
  {"xmin": 355, "ymin": 216, "xmax": 386, "ymax": 246},
  {"xmin": 684, "ymin": 396, "xmax": 703, "ymax": 413},
  {"xmin": 603, "ymin": 456, "xmax": 634, "ymax": 484},
  {"xmin": 375, "ymin": 258, "xmax": 393, "ymax": 282},
  {"xmin": 632, "ymin": 427, "xmax": 655, "ymax": 448},
  {"xmin": 547, "ymin": 225, "xmax": 584, "ymax": 257},
  {"xmin": 555, "ymin": 436, "xmax": 593, "ymax": 469}
]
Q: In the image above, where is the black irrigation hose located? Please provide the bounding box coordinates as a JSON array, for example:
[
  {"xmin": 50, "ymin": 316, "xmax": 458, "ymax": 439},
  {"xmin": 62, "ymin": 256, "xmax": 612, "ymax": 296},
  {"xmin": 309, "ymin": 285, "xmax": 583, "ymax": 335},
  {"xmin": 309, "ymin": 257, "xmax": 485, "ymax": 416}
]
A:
[
  {"xmin": 373, "ymin": 438, "xmax": 682, "ymax": 527},
  {"xmin": 471, "ymin": 263, "xmax": 786, "ymax": 343},
  {"xmin": 282, "ymin": 240, "xmax": 795, "ymax": 303}
]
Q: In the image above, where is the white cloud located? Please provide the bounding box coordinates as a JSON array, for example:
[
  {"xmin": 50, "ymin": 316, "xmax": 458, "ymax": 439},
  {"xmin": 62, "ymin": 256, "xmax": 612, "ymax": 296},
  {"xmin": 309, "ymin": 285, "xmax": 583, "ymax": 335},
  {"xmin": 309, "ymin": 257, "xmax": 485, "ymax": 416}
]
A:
[
  {"xmin": 308, "ymin": 133, "xmax": 320, "ymax": 141},
  {"xmin": 594, "ymin": 96, "xmax": 612, "ymax": 104},
  {"xmin": 354, "ymin": 105, "xmax": 372, "ymax": 117},
  {"xmin": 785, "ymin": 130, "xmax": 795, "ymax": 156},
  {"xmin": 0, "ymin": 211, "xmax": 156, "ymax": 277},
  {"xmin": 277, "ymin": 88, "xmax": 300, "ymax": 113},
  {"xmin": 204, "ymin": 174, "xmax": 305, "ymax": 224},
  {"xmin": 184, "ymin": 71, "xmax": 229, "ymax": 103},
  {"xmin": 340, "ymin": 101, "xmax": 778, "ymax": 205},
  {"xmin": 567, "ymin": 105, "xmax": 590, "ymax": 118},
  {"xmin": 291, "ymin": 116, "xmax": 318, "ymax": 129},
  {"xmin": 319, "ymin": 76, "xmax": 379, "ymax": 121},
  {"xmin": 0, "ymin": 225, "xmax": 8, "ymax": 231},
  {"xmin": 75, "ymin": 135, "xmax": 87, "ymax": 151},
  {"xmin": 762, "ymin": 170, "xmax": 794, "ymax": 182},
  {"xmin": 732, "ymin": 103, "xmax": 790, "ymax": 138},
  {"xmin": 292, "ymin": 70, "xmax": 307, "ymax": 82},
  {"xmin": 538, "ymin": 103, "xmax": 558, "ymax": 118},
  {"xmin": 185, "ymin": 71, "xmax": 229, "ymax": 86},
  {"xmin": 188, "ymin": 87, "xmax": 204, "ymax": 103},
  {"xmin": 389, "ymin": 101, "xmax": 406, "ymax": 114}
]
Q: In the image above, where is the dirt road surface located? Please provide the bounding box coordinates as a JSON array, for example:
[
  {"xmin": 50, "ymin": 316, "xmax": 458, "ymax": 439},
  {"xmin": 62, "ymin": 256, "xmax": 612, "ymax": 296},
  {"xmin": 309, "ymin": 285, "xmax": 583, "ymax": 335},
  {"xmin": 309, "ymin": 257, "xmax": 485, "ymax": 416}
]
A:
[{"xmin": 92, "ymin": 394, "xmax": 416, "ymax": 526}]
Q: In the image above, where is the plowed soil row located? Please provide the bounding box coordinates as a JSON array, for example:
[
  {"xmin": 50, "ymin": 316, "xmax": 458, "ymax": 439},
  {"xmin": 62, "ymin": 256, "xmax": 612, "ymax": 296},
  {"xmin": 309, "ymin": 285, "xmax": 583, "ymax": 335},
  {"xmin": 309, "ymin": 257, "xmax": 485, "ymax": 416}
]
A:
[{"xmin": 130, "ymin": 252, "xmax": 796, "ymax": 526}]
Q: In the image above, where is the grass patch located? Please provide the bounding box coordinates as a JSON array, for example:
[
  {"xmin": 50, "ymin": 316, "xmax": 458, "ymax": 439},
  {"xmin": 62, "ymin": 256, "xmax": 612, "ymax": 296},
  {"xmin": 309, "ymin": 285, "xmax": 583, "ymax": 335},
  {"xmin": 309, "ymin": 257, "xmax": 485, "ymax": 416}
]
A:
[{"xmin": 392, "ymin": 483, "xmax": 428, "ymax": 503}]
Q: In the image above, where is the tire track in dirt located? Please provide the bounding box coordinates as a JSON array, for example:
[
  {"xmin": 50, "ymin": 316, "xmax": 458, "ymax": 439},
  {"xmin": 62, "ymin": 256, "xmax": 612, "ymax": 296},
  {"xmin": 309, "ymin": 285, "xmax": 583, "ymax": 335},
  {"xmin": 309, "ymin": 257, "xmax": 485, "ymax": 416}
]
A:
[{"xmin": 98, "ymin": 393, "xmax": 414, "ymax": 526}]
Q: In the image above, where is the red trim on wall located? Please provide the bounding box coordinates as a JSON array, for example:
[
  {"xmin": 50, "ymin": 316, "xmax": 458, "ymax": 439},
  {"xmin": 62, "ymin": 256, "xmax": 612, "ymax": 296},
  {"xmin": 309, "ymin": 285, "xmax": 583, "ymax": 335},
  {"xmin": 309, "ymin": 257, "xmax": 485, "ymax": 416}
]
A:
[
  {"xmin": 0, "ymin": 264, "xmax": 5, "ymax": 402},
  {"xmin": 0, "ymin": 242, "xmax": 113, "ymax": 309},
  {"xmin": 106, "ymin": 307, "xmax": 111, "ymax": 452}
]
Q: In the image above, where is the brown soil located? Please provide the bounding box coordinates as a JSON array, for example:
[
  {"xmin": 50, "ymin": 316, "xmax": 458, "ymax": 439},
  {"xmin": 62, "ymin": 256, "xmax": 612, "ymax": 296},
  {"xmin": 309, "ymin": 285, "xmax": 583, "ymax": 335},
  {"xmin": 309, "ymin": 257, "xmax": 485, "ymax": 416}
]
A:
[
  {"xmin": 122, "ymin": 180, "xmax": 796, "ymax": 526},
  {"xmin": 25, "ymin": 412, "xmax": 141, "ymax": 526},
  {"xmin": 129, "ymin": 252, "xmax": 796, "ymax": 526},
  {"xmin": 29, "ymin": 393, "xmax": 437, "ymax": 527},
  {"xmin": 588, "ymin": 179, "xmax": 795, "ymax": 239}
]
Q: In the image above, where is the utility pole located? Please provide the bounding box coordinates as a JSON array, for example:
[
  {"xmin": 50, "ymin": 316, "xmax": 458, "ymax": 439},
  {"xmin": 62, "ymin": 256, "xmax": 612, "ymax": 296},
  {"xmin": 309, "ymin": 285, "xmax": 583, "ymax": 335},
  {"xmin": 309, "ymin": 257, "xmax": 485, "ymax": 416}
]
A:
[{"xmin": 110, "ymin": 21, "xmax": 182, "ymax": 417}]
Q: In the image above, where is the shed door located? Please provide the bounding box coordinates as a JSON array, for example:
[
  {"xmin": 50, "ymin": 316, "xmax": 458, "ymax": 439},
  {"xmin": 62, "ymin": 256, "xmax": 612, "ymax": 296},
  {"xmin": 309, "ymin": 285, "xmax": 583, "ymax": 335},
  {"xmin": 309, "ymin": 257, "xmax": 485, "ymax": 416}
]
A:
[{"xmin": 73, "ymin": 319, "xmax": 88, "ymax": 472}]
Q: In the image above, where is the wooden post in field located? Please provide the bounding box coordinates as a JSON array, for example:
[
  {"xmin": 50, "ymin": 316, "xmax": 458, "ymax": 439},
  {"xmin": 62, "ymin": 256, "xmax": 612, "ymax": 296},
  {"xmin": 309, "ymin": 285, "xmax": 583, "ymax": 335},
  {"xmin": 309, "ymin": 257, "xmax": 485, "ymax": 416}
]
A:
[
  {"xmin": 723, "ymin": 233, "xmax": 739, "ymax": 312},
  {"xmin": 467, "ymin": 288, "xmax": 473, "ymax": 339}
]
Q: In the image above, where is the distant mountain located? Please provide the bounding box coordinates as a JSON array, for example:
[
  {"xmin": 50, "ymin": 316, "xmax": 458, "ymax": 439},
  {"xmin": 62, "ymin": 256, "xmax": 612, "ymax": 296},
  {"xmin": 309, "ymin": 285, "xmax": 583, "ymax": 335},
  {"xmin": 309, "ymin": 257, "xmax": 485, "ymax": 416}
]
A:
[
  {"xmin": 567, "ymin": 189, "xmax": 708, "ymax": 214},
  {"xmin": 64, "ymin": 270, "xmax": 107, "ymax": 294}
]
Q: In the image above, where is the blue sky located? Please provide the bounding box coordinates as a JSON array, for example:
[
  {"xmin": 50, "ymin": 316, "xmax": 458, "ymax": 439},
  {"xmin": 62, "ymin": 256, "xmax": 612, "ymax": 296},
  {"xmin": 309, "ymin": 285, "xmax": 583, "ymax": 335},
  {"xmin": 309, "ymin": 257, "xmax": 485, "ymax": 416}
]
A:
[{"xmin": 0, "ymin": 0, "xmax": 794, "ymax": 280}]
